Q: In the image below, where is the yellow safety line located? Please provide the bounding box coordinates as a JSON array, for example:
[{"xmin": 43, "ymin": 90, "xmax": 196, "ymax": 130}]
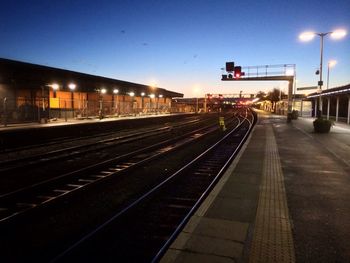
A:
[{"xmin": 249, "ymin": 125, "xmax": 295, "ymax": 263}]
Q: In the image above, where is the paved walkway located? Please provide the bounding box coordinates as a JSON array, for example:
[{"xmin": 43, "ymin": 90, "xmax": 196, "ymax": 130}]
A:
[{"xmin": 161, "ymin": 111, "xmax": 350, "ymax": 262}]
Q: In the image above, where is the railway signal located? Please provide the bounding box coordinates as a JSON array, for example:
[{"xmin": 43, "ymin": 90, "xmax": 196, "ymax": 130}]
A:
[
  {"xmin": 223, "ymin": 62, "xmax": 245, "ymax": 79},
  {"xmin": 234, "ymin": 66, "xmax": 242, "ymax": 78},
  {"xmin": 226, "ymin": 62, "xmax": 234, "ymax": 72},
  {"xmin": 221, "ymin": 62, "xmax": 296, "ymax": 122}
]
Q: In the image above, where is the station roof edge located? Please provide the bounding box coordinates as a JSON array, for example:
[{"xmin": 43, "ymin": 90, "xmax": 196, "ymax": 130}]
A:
[{"xmin": 0, "ymin": 58, "xmax": 183, "ymax": 98}]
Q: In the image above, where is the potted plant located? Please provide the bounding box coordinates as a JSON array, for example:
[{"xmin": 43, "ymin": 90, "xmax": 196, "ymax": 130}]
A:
[
  {"xmin": 313, "ymin": 117, "xmax": 333, "ymax": 133},
  {"xmin": 291, "ymin": 110, "xmax": 299, "ymax": 120}
]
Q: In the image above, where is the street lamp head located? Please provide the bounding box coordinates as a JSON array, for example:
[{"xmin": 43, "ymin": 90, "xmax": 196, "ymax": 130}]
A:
[
  {"xmin": 330, "ymin": 29, "xmax": 347, "ymax": 39},
  {"xmin": 328, "ymin": 60, "xmax": 337, "ymax": 68},
  {"xmin": 68, "ymin": 83, "xmax": 76, "ymax": 91},
  {"xmin": 113, "ymin": 88, "xmax": 119, "ymax": 94},
  {"xmin": 299, "ymin": 31, "xmax": 316, "ymax": 41},
  {"xmin": 159, "ymin": 94, "xmax": 163, "ymax": 98},
  {"xmin": 101, "ymin": 88, "xmax": 107, "ymax": 94},
  {"xmin": 51, "ymin": 83, "xmax": 59, "ymax": 90},
  {"xmin": 129, "ymin": 91, "xmax": 135, "ymax": 97},
  {"xmin": 141, "ymin": 92, "xmax": 145, "ymax": 96},
  {"xmin": 149, "ymin": 94, "xmax": 155, "ymax": 98}
]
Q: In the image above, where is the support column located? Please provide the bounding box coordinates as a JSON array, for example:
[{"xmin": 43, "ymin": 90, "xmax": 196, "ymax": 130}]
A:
[
  {"xmin": 336, "ymin": 96, "xmax": 339, "ymax": 122},
  {"xmin": 347, "ymin": 95, "xmax": 350, "ymax": 125},
  {"xmin": 287, "ymin": 79, "xmax": 293, "ymax": 114},
  {"xmin": 327, "ymin": 97, "xmax": 330, "ymax": 120},
  {"xmin": 314, "ymin": 98, "xmax": 318, "ymax": 117},
  {"xmin": 300, "ymin": 100, "xmax": 303, "ymax": 117}
]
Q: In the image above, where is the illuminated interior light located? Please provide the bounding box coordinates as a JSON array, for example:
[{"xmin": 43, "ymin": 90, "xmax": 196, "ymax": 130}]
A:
[
  {"xmin": 68, "ymin": 83, "xmax": 76, "ymax": 91},
  {"xmin": 51, "ymin": 83, "xmax": 59, "ymax": 90}
]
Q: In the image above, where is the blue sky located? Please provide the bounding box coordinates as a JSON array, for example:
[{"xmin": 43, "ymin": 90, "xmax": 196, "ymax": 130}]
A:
[{"xmin": 0, "ymin": 0, "xmax": 349, "ymax": 97}]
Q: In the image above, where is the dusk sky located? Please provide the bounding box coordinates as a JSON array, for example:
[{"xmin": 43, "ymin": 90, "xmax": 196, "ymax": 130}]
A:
[{"xmin": 0, "ymin": 0, "xmax": 349, "ymax": 97}]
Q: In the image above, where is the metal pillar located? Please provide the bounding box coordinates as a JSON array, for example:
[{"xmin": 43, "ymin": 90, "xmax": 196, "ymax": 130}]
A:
[
  {"xmin": 347, "ymin": 95, "xmax": 350, "ymax": 125},
  {"xmin": 318, "ymin": 34, "xmax": 325, "ymax": 111},
  {"xmin": 99, "ymin": 98, "xmax": 103, "ymax": 119},
  {"xmin": 71, "ymin": 91, "xmax": 74, "ymax": 114},
  {"xmin": 300, "ymin": 100, "xmax": 303, "ymax": 117},
  {"xmin": 336, "ymin": 96, "xmax": 339, "ymax": 122},
  {"xmin": 287, "ymin": 79, "xmax": 293, "ymax": 114},
  {"xmin": 327, "ymin": 97, "xmax": 330, "ymax": 120},
  {"xmin": 3, "ymin": 97, "xmax": 7, "ymax": 127},
  {"xmin": 314, "ymin": 98, "xmax": 318, "ymax": 117}
]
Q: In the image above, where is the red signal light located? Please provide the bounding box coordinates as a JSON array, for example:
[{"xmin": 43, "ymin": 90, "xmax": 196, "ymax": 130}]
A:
[{"xmin": 234, "ymin": 66, "xmax": 242, "ymax": 79}]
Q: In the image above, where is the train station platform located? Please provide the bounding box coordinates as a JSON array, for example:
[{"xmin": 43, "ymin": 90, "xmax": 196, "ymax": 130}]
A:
[
  {"xmin": 0, "ymin": 113, "xmax": 190, "ymax": 150},
  {"xmin": 161, "ymin": 111, "xmax": 350, "ymax": 262},
  {"xmin": 0, "ymin": 113, "xmax": 178, "ymax": 132}
]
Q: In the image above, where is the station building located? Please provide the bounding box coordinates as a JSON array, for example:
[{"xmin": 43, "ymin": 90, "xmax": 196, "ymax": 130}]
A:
[
  {"xmin": 307, "ymin": 84, "xmax": 350, "ymax": 124},
  {"xmin": 271, "ymin": 84, "xmax": 350, "ymax": 124},
  {"xmin": 0, "ymin": 58, "xmax": 183, "ymax": 124}
]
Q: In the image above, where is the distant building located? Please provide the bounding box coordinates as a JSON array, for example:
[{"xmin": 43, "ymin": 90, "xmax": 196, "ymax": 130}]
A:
[{"xmin": 0, "ymin": 58, "xmax": 183, "ymax": 124}]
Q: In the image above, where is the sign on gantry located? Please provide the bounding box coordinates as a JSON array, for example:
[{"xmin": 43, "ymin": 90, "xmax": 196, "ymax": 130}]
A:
[{"xmin": 221, "ymin": 62, "xmax": 296, "ymax": 115}]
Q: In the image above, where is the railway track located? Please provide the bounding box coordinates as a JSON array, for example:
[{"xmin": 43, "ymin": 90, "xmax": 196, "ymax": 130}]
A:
[
  {"xmin": 0, "ymin": 114, "xmax": 238, "ymax": 223},
  {"xmin": 51, "ymin": 108, "xmax": 256, "ymax": 262},
  {"xmin": 0, "ymin": 116, "xmax": 209, "ymax": 171},
  {"xmin": 0, "ymin": 115, "xmax": 220, "ymax": 194}
]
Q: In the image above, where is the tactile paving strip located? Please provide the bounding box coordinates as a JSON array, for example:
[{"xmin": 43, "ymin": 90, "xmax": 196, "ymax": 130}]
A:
[{"xmin": 249, "ymin": 126, "xmax": 295, "ymax": 263}]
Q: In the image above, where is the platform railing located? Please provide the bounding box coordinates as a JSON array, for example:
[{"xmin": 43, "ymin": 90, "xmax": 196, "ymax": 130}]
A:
[{"xmin": 0, "ymin": 97, "xmax": 173, "ymax": 126}]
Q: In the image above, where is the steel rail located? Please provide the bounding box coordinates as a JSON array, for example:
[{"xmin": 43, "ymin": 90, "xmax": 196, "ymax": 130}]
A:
[
  {"xmin": 0, "ymin": 115, "xmax": 199, "ymax": 153},
  {"xmin": 51, "ymin": 110, "xmax": 253, "ymax": 262},
  {"xmin": 0, "ymin": 117, "xmax": 205, "ymax": 171},
  {"xmin": 0, "ymin": 115, "xmax": 238, "ymax": 223},
  {"xmin": 152, "ymin": 108, "xmax": 255, "ymax": 262}
]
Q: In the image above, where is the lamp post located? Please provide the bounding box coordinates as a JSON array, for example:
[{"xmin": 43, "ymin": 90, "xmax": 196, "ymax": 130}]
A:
[
  {"xmin": 49, "ymin": 83, "xmax": 59, "ymax": 120},
  {"xmin": 158, "ymin": 94, "xmax": 163, "ymax": 113},
  {"xmin": 51, "ymin": 83, "xmax": 59, "ymax": 97},
  {"xmin": 149, "ymin": 94, "xmax": 155, "ymax": 113},
  {"xmin": 113, "ymin": 88, "xmax": 119, "ymax": 116},
  {"xmin": 299, "ymin": 29, "xmax": 346, "ymax": 115},
  {"xmin": 129, "ymin": 92, "xmax": 135, "ymax": 115},
  {"xmin": 99, "ymin": 88, "xmax": 106, "ymax": 119},
  {"xmin": 327, "ymin": 60, "xmax": 337, "ymax": 89},
  {"xmin": 68, "ymin": 83, "xmax": 76, "ymax": 118},
  {"xmin": 141, "ymin": 92, "xmax": 145, "ymax": 113}
]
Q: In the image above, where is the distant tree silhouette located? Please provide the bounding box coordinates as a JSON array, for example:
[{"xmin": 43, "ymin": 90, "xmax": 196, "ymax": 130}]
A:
[
  {"xmin": 255, "ymin": 91, "xmax": 267, "ymax": 100},
  {"xmin": 267, "ymin": 88, "xmax": 284, "ymax": 102},
  {"xmin": 266, "ymin": 88, "xmax": 286, "ymax": 112}
]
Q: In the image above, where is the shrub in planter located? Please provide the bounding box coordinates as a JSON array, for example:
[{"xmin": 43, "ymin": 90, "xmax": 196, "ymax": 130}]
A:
[
  {"xmin": 291, "ymin": 110, "xmax": 298, "ymax": 120},
  {"xmin": 313, "ymin": 117, "xmax": 333, "ymax": 133}
]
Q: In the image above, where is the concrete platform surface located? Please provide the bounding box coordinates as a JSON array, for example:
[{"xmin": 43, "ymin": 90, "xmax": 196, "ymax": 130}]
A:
[
  {"xmin": 0, "ymin": 113, "xmax": 178, "ymax": 132},
  {"xmin": 161, "ymin": 111, "xmax": 350, "ymax": 263}
]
